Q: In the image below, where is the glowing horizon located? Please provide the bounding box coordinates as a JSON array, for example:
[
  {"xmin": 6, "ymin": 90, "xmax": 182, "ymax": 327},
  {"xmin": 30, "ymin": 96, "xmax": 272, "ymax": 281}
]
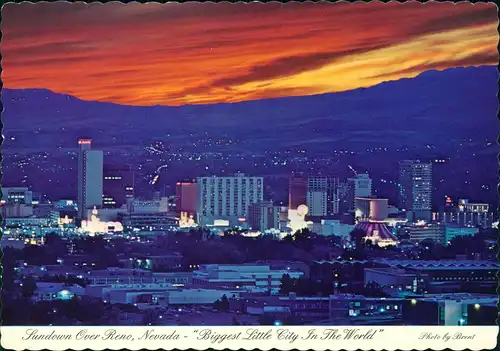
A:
[{"xmin": 2, "ymin": 2, "xmax": 498, "ymax": 106}]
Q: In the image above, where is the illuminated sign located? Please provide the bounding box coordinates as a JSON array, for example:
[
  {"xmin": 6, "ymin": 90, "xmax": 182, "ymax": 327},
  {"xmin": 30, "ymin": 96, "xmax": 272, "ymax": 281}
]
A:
[
  {"xmin": 78, "ymin": 139, "xmax": 92, "ymax": 145},
  {"xmin": 213, "ymin": 219, "xmax": 230, "ymax": 227}
]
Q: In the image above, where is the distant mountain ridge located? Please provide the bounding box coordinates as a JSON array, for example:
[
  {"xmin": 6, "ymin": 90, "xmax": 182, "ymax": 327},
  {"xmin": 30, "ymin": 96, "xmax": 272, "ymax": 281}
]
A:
[{"xmin": 2, "ymin": 65, "xmax": 498, "ymax": 153}]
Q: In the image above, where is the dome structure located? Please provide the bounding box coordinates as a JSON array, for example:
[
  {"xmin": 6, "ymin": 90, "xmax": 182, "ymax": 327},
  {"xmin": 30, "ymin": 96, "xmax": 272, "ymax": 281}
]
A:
[{"xmin": 356, "ymin": 220, "xmax": 398, "ymax": 247}]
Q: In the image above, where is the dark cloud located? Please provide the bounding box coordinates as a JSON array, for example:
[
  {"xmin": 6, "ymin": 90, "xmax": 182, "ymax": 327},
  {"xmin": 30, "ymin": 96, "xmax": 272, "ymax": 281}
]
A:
[
  {"xmin": 86, "ymin": 69, "xmax": 146, "ymax": 79},
  {"xmin": 413, "ymin": 5, "xmax": 498, "ymax": 37},
  {"xmin": 3, "ymin": 40, "xmax": 92, "ymax": 57}
]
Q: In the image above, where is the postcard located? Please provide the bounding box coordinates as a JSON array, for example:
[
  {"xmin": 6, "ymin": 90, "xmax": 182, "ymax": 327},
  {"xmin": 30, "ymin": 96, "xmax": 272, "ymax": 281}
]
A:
[{"xmin": 1, "ymin": 1, "xmax": 498, "ymax": 350}]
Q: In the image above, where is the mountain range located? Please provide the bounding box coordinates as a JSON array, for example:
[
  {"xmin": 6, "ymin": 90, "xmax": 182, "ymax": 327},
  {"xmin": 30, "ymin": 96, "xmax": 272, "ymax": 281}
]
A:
[{"xmin": 2, "ymin": 65, "xmax": 498, "ymax": 154}]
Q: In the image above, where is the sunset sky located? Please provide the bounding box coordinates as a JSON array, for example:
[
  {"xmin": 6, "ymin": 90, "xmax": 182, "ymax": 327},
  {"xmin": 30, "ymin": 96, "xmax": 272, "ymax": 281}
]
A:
[{"xmin": 2, "ymin": 2, "xmax": 498, "ymax": 106}]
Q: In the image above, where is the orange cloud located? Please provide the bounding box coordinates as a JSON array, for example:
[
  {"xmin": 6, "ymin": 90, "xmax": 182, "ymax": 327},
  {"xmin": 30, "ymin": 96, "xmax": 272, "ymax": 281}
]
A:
[{"xmin": 2, "ymin": 1, "xmax": 498, "ymax": 106}]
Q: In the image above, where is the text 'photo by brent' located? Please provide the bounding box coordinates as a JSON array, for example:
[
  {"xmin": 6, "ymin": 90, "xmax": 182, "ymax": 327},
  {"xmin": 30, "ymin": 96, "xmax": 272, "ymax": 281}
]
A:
[{"xmin": 0, "ymin": 1, "xmax": 498, "ymax": 350}]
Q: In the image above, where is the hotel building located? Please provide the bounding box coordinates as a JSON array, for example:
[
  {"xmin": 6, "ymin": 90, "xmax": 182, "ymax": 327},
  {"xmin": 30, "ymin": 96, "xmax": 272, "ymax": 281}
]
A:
[
  {"xmin": 197, "ymin": 174, "xmax": 263, "ymax": 226},
  {"xmin": 77, "ymin": 138, "xmax": 103, "ymax": 220}
]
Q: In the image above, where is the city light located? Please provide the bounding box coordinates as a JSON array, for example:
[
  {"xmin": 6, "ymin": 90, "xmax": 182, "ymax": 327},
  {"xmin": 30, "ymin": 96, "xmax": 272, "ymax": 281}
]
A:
[{"xmin": 79, "ymin": 207, "xmax": 123, "ymax": 235}]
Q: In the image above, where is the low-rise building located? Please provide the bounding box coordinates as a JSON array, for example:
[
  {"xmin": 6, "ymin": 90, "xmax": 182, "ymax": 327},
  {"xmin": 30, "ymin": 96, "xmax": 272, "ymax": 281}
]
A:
[
  {"xmin": 85, "ymin": 282, "xmax": 239, "ymax": 306},
  {"xmin": 0, "ymin": 234, "xmax": 26, "ymax": 249},
  {"xmin": 311, "ymin": 260, "xmax": 384, "ymax": 287},
  {"xmin": 125, "ymin": 253, "xmax": 183, "ymax": 271},
  {"xmin": 365, "ymin": 268, "xmax": 428, "ymax": 294},
  {"xmin": 398, "ymin": 223, "xmax": 446, "ymax": 244},
  {"xmin": 165, "ymin": 288, "xmax": 240, "ymax": 305},
  {"xmin": 319, "ymin": 219, "xmax": 354, "ymax": 238},
  {"xmin": 193, "ymin": 264, "xmax": 303, "ymax": 291},
  {"xmin": 403, "ymin": 293, "xmax": 497, "ymax": 326},
  {"xmin": 87, "ymin": 268, "xmax": 192, "ymax": 285},
  {"xmin": 229, "ymin": 294, "xmax": 330, "ymax": 323},
  {"xmin": 85, "ymin": 282, "xmax": 172, "ymax": 303},
  {"xmin": 118, "ymin": 212, "xmax": 177, "ymax": 231},
  {"xmin": 445, "ymin": 225, "xmax": 479, "ymax": 242},
  {"xmin": 2, "ymin": 187, "xmax": 34, "ymax": 206},
  {"xmin": 329, "ymin": 294, "xmax": 404, "ymax": 325},
  {"xmin": 370, "ymin": 259, "xmax": 499, "ymax": 294},
  {"xmin": 32, "ymin": 282, "xmax": 85, "ymax": 302},
  {"xmin": 433, "ymin": 211, "xmax": 495, "ymax": 229}
]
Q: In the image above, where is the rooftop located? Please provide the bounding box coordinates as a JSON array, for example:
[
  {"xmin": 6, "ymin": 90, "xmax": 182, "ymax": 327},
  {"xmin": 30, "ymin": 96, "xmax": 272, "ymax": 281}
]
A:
[
  {"xmin": 417, "ymin": 293, "xmax": 497, "ymax": 303},
  {"xmin": 375, "ymin": 259, "xmax": 500, "ymax": 269}
]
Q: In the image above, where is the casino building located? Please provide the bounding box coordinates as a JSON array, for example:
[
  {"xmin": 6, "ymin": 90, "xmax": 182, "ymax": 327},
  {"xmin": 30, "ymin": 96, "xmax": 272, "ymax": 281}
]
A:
[{"xmin": 354, "ymin": 197, "xmax": 398, "ymax": 247}]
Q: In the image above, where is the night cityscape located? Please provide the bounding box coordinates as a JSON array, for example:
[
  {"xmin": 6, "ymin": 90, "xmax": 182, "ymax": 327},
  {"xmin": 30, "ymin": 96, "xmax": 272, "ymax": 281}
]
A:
[{"xmin": 1, "ymin": 2, "xmax": 498, "ymax": 328}]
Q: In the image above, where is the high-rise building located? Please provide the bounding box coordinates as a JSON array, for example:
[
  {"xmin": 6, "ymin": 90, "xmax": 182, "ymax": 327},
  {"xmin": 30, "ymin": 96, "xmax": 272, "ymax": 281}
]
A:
[
  {"xmin": 412, "ymin": 162, "xmax": 433, "ymax": 212},
  {"xmin": 197, "ymin": 174, "xmax": 263, "ymax": 226},
  {"xmin": 289, "ymin": 173, "xmax": 308, "ymax": 210},
  {"xmin": 175, "ymin": 181, "xmax": 198, "ymax": 216},
  {"xmin": 103, "ymin": 164, "xmax": 134, "ymax": 208},
  {"xmin": 77, "ymin": 138, "xmax": 103, "ymax": 220},
  {"xmin": 338, "ymin": 181, "xmax": 350, "ymax": 214},
  {"xmin": 248, "ymin": 201, "xmax": 280, "ymax": 232},
  {"xmin": 398, "ymin": 160, "xmax": 414, "ymax": 211},
  {"xmin": 306, "ymin": 177, "xmax": 339, "ymax": 216},
  {"xmin": 398, "ymin": 160, "xmax": 432, "ymax": 219},
  {"xmin": 345, "ymin": 173, "xmax": 373, "ymax": 213}
]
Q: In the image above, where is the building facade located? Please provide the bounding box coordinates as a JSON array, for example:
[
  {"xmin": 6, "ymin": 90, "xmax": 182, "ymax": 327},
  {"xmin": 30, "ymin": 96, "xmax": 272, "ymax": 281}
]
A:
[
  {"xmin": 288, "ymin": 174, "xmax": 308, "ymax": 210},
  {"xmin": 397, "ymin": 223, "xmax": 446, "ymax": 244},
  {"xmin": 403, "ymin": 294, "xmax": 497, "ymax": 326},
  {"xmin": 197, "ymin": 174, "xmax": 263, "ymax": 226},
  {"xmin": 433, "ymin": 211, "xmax": 495, "ymax": 229},
  {"xmin": 118, "ymin": 212, "xmax": 177, "ymax": 231},
  {"xmin": 248, "ymin": 201, "xmax": 280, "ymax": 232},
  {"xmin": 1, "ymin": 187, "xmax": 33, "ymax": 205},
  {"xmin": 307, "ymin": 177, "xmax": 339, "ymax": 216},
  {"xmin": 445, "ymin": 225, "xmax": 479, "ymax": 242},
  {"xmin": 398, "ymin": 160, "xmax": 432, "ymax": 220},
  {"xmin": 102, "ymin": 164, "xmax": 134, "ymax": 208},
  {"xmin": 175, "ymin": 181, "xmax": 198, "ymax": 215},
  {"xmin": 341, "ymin": 174, "xmax": 373, "ymax": 214},
  {"xmin": 77, "ymin": 138, "xmax": 103, "ymax": 219}
]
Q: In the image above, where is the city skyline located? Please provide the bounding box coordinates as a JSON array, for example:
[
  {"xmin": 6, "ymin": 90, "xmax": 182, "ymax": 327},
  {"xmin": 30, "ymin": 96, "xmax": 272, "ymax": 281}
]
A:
[{"xmin": 2, "ymin": 2, "xmax": 497, "ymax": 105}]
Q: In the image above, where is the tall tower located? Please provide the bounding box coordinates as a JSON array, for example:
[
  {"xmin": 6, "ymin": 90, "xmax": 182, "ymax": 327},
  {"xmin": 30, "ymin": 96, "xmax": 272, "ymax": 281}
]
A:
[
  {"xmin": 77, "ymin": 138, "xmax": 103, "ymax": 220},
  {"xmin": 411, "ymin": 162, "xmax": 433, "ymax": 212},
  {"xmin": 103, "ymin": 164, "xmax": 135, "ymax": 208},
  {"xmin": 175, "ymin": 181, "xmax": 198, "ymax": 216},
  {"xmin": 398, "ymin": 160, "xmax": 414, "ymax": 211},
  {"xmin": 288, "ymin": 173, "xmax": 308, "ymax": 210},
  {"xmin": 346, "ymin": 173, "xmax": 372, "ymax": 212},
  {"xmin": 398, "ymin": 160, "xmax": 432, "ymax": 220},
  {"xmin": 306, "ymin": 177, "xmax": 339, "ymax": 216}
]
